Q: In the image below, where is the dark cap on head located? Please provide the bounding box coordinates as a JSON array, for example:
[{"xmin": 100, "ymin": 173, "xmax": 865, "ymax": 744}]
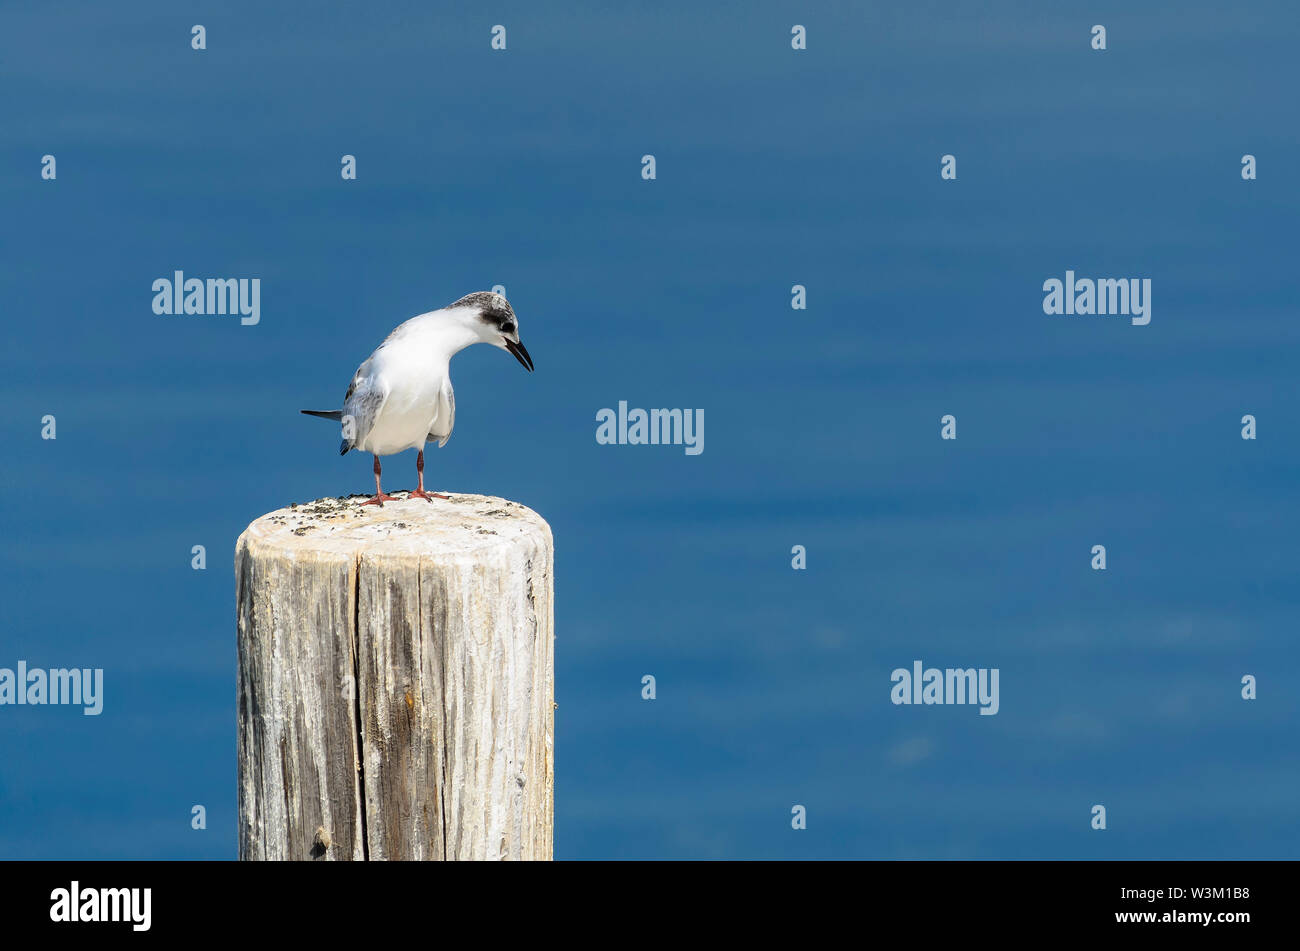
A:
[
  {"xmin": 451, "ymin": 291, "xmax": 515, "ymax": 333},
  {"xmin": 449, "ymin": 290, "xmax": 532, "ymax": 370}
]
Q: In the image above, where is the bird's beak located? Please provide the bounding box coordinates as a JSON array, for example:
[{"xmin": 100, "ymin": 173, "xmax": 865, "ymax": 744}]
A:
[{"xmin": 505, "ymin": 337, "xmax": 534, "ymax": 372}]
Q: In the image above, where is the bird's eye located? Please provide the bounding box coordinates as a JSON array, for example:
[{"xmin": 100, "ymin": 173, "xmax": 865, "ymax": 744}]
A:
[{"xmin": 500, "ymin": 322, "xmax": 515, "ymax": 335}]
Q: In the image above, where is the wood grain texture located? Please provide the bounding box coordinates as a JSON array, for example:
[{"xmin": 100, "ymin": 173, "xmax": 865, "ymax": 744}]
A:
[{"xmin": 236, "ymin": 493, "xmax": 554, "ymax": 861}]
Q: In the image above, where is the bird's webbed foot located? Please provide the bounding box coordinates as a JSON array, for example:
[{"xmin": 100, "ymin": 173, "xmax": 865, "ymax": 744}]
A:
[{"xmin": 406, "ymin": 488, "xmax": 450, "ymax": 502}]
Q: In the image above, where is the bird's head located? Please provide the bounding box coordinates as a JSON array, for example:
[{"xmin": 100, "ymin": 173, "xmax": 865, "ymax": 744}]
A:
[{"xmin": 451, "ymin": 291, "xmax": 534, "ymax": 372}]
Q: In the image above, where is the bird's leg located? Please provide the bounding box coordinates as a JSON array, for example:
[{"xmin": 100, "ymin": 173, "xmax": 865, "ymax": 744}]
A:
[
  {"xmin": 361, "ymin": 455, "xmax": 399, "ymax": 506},
  {"xmin": 407, "ymin": 449, "xmax": 450, "ymax": 501}
]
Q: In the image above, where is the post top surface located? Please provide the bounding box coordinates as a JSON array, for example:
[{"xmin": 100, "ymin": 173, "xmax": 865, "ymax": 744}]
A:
[{"xmin": 238, "ymin": 492, "xmax": 551, "ymax": 559}]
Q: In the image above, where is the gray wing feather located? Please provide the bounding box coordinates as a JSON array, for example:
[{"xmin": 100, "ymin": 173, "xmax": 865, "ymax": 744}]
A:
[
  {"xmin": 428, "ymin": 379, "xmax": 455, "ymax": 447},
  {"xmin": 340, "ymin": 358, "xmax": 388, "ymax": 452}
]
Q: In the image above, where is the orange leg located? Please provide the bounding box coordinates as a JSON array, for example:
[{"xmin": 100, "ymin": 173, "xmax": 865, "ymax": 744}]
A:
[
  {"xmin": 407, "ymin": 449, "xmax": 449, "ymax": 501},
  {"xmin": 361, "ymin": 455, "xmax": 399, "ymax": 506}
]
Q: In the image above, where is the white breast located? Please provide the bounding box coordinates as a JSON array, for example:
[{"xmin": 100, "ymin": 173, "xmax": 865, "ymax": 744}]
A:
[
  {"xmin": 358, "ymin": 341, "xmax": 448, "ymax": 455},
  {"xmin": 347, "ymin": 307, "xmax": 481, "ymax": 456}
]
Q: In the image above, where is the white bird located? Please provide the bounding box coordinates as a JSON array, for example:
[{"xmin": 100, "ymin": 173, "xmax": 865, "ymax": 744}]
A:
[{"xmin": 302, "ymin": 291, "xmax": 534, "ymax": 506}]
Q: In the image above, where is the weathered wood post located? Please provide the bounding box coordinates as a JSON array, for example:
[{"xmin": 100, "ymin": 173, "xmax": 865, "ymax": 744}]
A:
[{"xmin": 235, "ymin": 493, "xmax": 554, "ymax": 860}]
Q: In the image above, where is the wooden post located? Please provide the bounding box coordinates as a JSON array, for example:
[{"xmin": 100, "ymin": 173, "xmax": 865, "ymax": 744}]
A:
[{"xmin": 235, "ymin": 493, "xmax": 554, "ymax": 860}]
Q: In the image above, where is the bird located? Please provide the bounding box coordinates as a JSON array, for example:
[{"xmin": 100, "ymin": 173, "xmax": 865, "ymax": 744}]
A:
[{"xmin": 301, "ymin": 291, "xmax": 534, "ymax": 506}]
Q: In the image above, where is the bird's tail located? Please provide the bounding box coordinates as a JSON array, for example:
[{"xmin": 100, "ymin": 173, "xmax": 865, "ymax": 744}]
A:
[{"xmin": 301, "ymin": 409, "xmax": 352, "ymax": 454}]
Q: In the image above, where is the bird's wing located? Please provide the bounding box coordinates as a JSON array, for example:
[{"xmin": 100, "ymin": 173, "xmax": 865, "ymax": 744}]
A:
[
  {"xmin": 428, "ymin": 378, "xmax": 455, "ymax": 447},
  {"xmin": 341, "ymin": 359, "xmax": 389, "ymax": 452}
]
